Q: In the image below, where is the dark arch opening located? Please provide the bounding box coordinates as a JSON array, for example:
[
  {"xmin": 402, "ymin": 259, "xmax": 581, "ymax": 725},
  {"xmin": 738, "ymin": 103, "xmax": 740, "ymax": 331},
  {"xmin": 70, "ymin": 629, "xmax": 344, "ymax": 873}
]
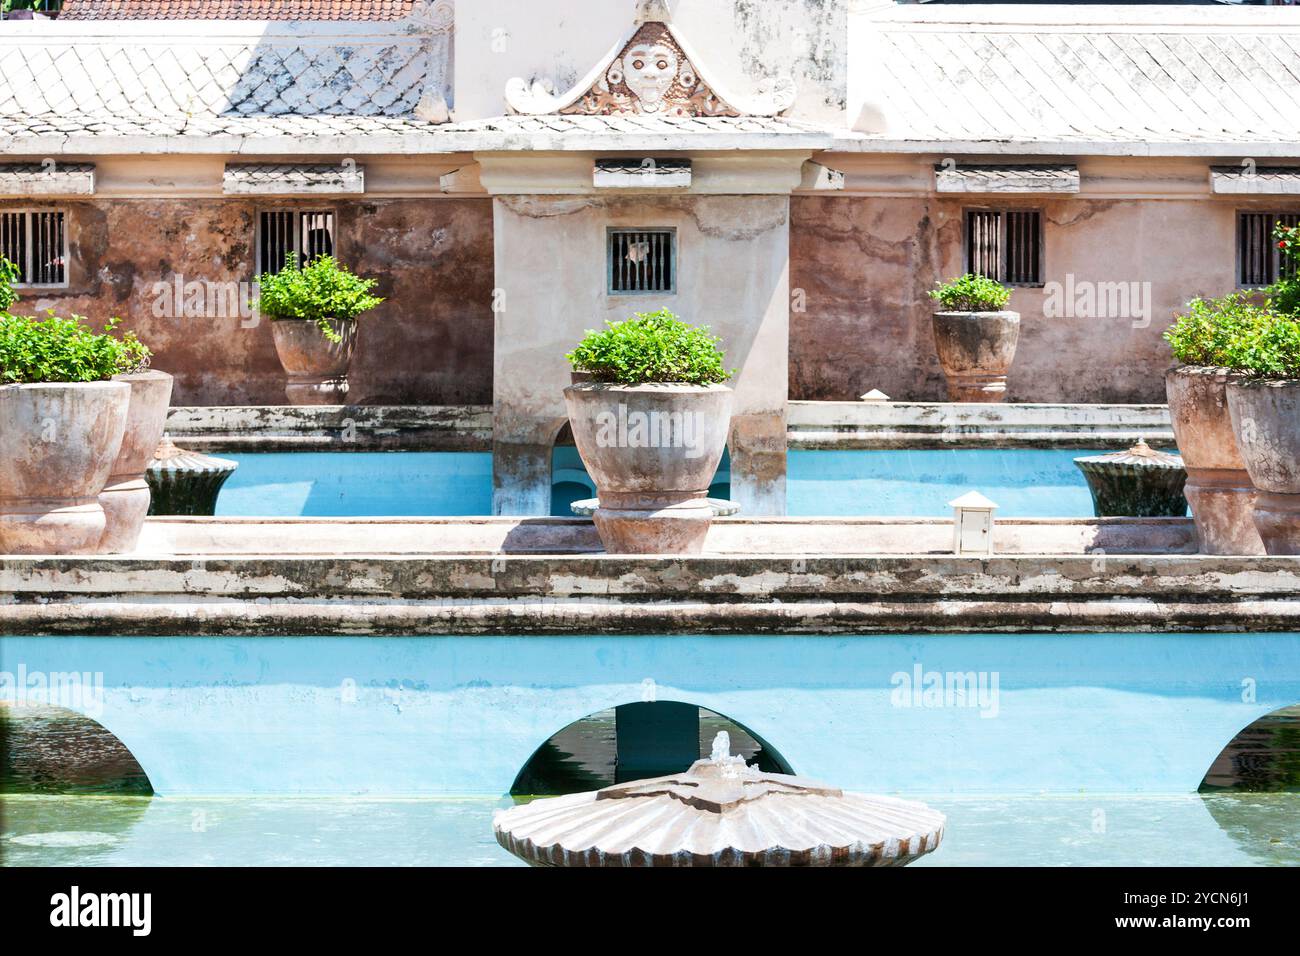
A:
[
  {"xmin": 1199, "ymin": 704, "xmax": 1300, "ymax": 793},
  {"xmin": 510, "ymin": 700, "xmax": 793, "ymax": 797},
  {"xmin": 0, "ymin": 704, "xmax": 153, "ymax": 795}
]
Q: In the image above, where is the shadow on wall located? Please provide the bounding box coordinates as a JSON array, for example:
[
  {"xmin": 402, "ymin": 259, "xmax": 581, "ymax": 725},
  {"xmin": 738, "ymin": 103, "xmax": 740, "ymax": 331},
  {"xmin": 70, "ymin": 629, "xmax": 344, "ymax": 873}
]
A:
[{"xmin": 510, "ymin": 700, "xmax": 794, "ymax": 798}]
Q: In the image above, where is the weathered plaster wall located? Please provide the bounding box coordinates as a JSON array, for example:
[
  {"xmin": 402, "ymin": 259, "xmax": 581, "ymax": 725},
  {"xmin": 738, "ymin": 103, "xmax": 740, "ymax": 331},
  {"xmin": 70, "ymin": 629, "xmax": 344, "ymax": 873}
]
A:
[
  {"xmin": 5, "ymin": 198, "xmax": 494, "ymax": 405},
  {"xmin": 453, "ymin": 0, "xmax": 847, "ymax": 124},
  {"xmin": 789, "ymin": 191, "xmax": 1257, "ymax": 403}
]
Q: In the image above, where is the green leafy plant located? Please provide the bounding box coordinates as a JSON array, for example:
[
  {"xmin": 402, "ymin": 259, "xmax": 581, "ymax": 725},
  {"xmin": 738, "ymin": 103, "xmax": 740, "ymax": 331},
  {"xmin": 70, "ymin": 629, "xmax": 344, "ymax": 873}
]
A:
[
  {"xmin": 1267, "ymin": 223, "xmax": 1300, "ymax": 318},
  {"xmin": 566, "ymin": 310, "xmax": 733, "ymax": 385},
  {"xmin": 928, "ymin": 273, "xmax": 1012, "ymax": 312},
  {"xmin": 0, "ymin": 314, "xmax": 151, "ymax": 384},
  {"xmin": 0, "ymin": 256, "xmax": 19, "ymax": 314},
  {"xmin": 254, "ymin": 254, "xmax": 385, "ymax": 344},
  {"xmin": 1218, "ymin": 311, "xmax": 1300, "ymax": 381},
  {"xmin": 1165, "ymin": 293, "xmax": 1276, "ymax": 367}
]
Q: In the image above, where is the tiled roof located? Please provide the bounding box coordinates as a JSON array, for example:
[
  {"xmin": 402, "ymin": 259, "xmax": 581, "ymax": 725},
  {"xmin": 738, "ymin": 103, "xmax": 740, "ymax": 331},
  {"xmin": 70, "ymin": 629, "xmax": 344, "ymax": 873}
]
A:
[
  {"xmin": 57, "ymin": 0, "xmax": 416, "ymax": 20},
  {"xmin": 859, "ymin": 7, "xmax": 1300, "ymax": 148},
  {"xmin": 0, "ymin": 24, "xmax": 444, "ymax": 123}
]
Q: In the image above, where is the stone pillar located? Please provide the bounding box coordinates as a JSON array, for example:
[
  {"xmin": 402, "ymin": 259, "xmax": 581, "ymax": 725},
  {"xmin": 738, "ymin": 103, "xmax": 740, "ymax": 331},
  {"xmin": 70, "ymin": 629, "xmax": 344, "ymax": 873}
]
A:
[
  {"xmin": 482, "ymin": 155, "xmax": 803, "ymax": 518},
  {"xmin": 492, "ymin": 412, "xmax": 565, "ymax": 516}
]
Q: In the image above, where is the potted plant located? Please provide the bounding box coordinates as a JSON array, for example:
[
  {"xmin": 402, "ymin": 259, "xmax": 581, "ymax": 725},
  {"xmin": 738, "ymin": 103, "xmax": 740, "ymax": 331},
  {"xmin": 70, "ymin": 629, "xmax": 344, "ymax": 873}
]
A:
[
  {"xmin": 255, "ymin": 254, "xmax": 384, "ymax": 405},
  {"xmin": 928, "ymin": 273, "xmax": 1019, "ymax": 402},
  {"xmin": 1164, "ymin": 293, "xmax": 1268, "ymax": 555},
  {"xmin": 563, "ymin": 310, "xmax": 733, "ymax": 554},
  {"xmin": 1219, "ymin": 229, "xmax": 1300, "ymax": 554},
  {"xmin": 0, "ymin": 261, "xmax": 148, "ymax": 554}
]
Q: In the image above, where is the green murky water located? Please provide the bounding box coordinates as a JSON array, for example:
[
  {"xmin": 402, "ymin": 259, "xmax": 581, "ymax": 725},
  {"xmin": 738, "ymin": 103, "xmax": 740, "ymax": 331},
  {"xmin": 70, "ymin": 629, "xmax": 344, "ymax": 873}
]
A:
[{"xmin": 3, "ymin": 792, "xmax": 1297, "ymax": 867}]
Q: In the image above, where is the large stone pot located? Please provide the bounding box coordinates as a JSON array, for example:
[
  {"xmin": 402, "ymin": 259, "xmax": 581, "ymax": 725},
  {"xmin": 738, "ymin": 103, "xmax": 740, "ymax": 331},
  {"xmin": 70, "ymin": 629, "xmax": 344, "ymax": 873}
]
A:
[
  {"xmin": 1166, "ymin": 366, "xmax": 1265, "ymax": 555},
  {"xmin": 563, "ymin": 382, "xmax": 732, "ymax": 554},
  {"xmin": 270, "ymin": 317, "xmax": 357, "ymax": 405},
  {"xmin": 99, "ymin": 370, "xmax": 174, "ymax": 553},
  {"xmin": 931, "ymin": 310, "xmax": 1020, "ymax": 402},
  {"xmin": 0, "ymin": 381, "xmax": 130, "ymax": 555},
  {"xmin": 1226, "ymin": 378, "xmax": 1300, "ymax": 555}
]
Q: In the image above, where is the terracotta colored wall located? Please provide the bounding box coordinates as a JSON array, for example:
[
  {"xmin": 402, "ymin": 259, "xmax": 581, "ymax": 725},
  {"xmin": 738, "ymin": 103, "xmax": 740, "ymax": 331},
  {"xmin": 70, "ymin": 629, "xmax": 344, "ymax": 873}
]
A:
[
  {"xmin": 5, "ymin": 198, "xmax": 494, "ymax": 405},
  {"xmin": 790, "ymin": 194, "xmax": 1249, "ymax": 403}
]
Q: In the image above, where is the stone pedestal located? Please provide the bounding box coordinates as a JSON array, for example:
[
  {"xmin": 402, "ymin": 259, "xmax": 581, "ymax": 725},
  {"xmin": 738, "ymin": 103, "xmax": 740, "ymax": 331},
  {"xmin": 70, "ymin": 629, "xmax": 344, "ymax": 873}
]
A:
[{"xmin": 1251, "ymin": 492, "xmax": 1300, "ymax": 555}]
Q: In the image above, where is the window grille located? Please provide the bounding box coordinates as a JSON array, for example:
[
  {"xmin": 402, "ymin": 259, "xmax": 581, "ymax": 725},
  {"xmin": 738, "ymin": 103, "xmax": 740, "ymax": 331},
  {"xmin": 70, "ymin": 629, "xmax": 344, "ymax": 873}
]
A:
[
  {"xmin": 0, "ymin": 209, "xmax": 67, "ymax": 286},
  {"xmin": 965, "ymin": 209, "xmax": 1042, "ymax": 286},
  {"xmin": 1238, "ymin": 211, "xmax": 1300, "ymax": 287},
  {"xmin": 608, "ymin": 228, "xmax": 676, "ymax": 295},
  {"xmin": 257, "ymin": 209, "xmax": 336, "ymax": 276}
]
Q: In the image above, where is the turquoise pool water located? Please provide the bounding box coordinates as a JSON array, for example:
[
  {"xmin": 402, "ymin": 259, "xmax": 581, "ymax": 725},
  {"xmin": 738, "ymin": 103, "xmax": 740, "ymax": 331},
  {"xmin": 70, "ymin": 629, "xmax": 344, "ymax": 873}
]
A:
[
  {"xmin": 3, "ymin": 792, "xmax": 1295, "ymax": 867},
  {"xmin": 214, "ymin": 448, "xmax": 1157, "ymax": 518}
]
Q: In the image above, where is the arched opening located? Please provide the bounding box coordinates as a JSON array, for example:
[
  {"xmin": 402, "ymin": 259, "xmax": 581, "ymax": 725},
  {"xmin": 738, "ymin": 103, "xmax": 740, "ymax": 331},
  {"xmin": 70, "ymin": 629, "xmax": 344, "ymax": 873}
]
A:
[
  {"xmin": 0, "ymin": 703, "xmax": 153, "ymax": 795},
  {"xmin": 1199, "ymin": 704, "xmax": 1300, "ymax": 792},
  {"xmin": 509, "ymin": 700, "xmax": 792, "ymax": 797}
]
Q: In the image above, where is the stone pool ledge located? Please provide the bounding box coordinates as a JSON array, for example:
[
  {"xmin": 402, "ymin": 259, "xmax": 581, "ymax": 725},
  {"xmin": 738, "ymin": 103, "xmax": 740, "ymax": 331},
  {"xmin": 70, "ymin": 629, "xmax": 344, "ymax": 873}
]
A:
[
  {"xmin": 127, "ymin": 515, "xmax": 1196, "ymax": 556},
  {"xmin": 162, "ymin": 402, "xmax": 1174, "ymax": 452},
  {"xmin": 2, "ymin": 520, "xmax": 1296, "ymax": 636},
  {"xmin": 786, "ymin": 401, "xmax": 1174, "ymax": 450}
]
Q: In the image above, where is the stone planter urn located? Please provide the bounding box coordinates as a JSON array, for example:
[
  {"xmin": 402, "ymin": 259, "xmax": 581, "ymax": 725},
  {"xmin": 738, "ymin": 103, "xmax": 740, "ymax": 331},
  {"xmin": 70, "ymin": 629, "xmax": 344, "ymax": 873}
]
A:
[
  {"xmin": 1226, "ymin": 378, "xmax": 1300, "ymax": 555},
  {"xmin": 563, "ymin": 382, "xmax": 733, "ymax": 554},
  {"xmin": 99, "ymin": 370, "xmax": 174, "ymax": 553},
  {"xmin": 931, "ymin": 310, "xmax": 1021, "ymax": 402},
  {"xmin": 0, "ymin": 381, "xmax": 130, "ymax": 555},
  {"xmin": 270, "ymin": 318, "xmax": 357, "ymax": 405},
  {"xmin": 1166, "ymin": 366, "xmax": 1265, "ymax": 555}
]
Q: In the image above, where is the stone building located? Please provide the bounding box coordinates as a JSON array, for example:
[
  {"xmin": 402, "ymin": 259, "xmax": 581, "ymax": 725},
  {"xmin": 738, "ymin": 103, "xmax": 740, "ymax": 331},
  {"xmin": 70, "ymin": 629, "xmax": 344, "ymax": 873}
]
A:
[{"xmin": 1, "ymin": 0, "xmax": 1297, "ymax": 512}]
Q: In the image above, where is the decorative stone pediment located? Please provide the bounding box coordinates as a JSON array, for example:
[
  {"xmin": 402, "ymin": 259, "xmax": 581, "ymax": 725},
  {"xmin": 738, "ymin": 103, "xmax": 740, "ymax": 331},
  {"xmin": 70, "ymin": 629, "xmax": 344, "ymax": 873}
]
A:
[{"xmin": 506, "ymin": 0, "xmax": 795, "ymax": 119}]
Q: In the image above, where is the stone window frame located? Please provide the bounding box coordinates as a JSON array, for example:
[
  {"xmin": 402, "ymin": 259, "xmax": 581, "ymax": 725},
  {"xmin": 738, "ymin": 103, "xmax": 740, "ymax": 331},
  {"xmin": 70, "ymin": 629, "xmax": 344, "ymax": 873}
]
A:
[
  {"xmin": 0, "ymin": 206, "xmax": 70, "ymax": 289},
  {"xmin": 254, "ymin": 206, "xmax": 340, "ymax": 277},
  {"xmin": 1236, "ymin": 209, "xmax": 1300, "ymax": 289},
  {"xmin": 961, "ymin": 206, "xmax": 1044, "ymax": 288}
]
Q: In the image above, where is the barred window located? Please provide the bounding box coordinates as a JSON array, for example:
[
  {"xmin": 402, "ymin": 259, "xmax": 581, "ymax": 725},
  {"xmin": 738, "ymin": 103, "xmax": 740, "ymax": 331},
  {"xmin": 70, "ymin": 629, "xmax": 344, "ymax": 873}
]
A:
[
  {"xmin": 608, "ymin": 228, "xmax": 676, "ymax": 295},
  {"xmin": 1238, "ymin": 211, "xmax": 1300, "ymax": 287},
  {"xmin": 0, "ymin": 210, "xmax": 68, "ymax": 286},
  {"xmin": 965, "ymin": 209, "xmax": 1042, "ymax": 286},
  {"xmin": 257, "ymin": 209, "xmax": 336, "ymax": 276}
]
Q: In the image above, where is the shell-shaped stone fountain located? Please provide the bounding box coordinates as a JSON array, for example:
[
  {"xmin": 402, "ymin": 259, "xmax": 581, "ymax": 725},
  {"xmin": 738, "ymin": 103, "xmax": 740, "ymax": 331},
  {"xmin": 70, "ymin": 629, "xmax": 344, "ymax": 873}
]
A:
[{"xmin": 494, "ymin": 733, "xmax": 945, "ymax": 867}]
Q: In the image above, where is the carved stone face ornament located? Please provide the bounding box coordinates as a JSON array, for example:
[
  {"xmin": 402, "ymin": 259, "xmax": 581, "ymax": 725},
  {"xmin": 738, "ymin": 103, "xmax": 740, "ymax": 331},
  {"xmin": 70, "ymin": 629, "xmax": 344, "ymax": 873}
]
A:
[
  {"xmin": 614, "ymin": 41, "xmax": 681, "ymax": 113},
  {"xmin": 510, "ymin": 10, "xmax": 792, "ymax": 119}
]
